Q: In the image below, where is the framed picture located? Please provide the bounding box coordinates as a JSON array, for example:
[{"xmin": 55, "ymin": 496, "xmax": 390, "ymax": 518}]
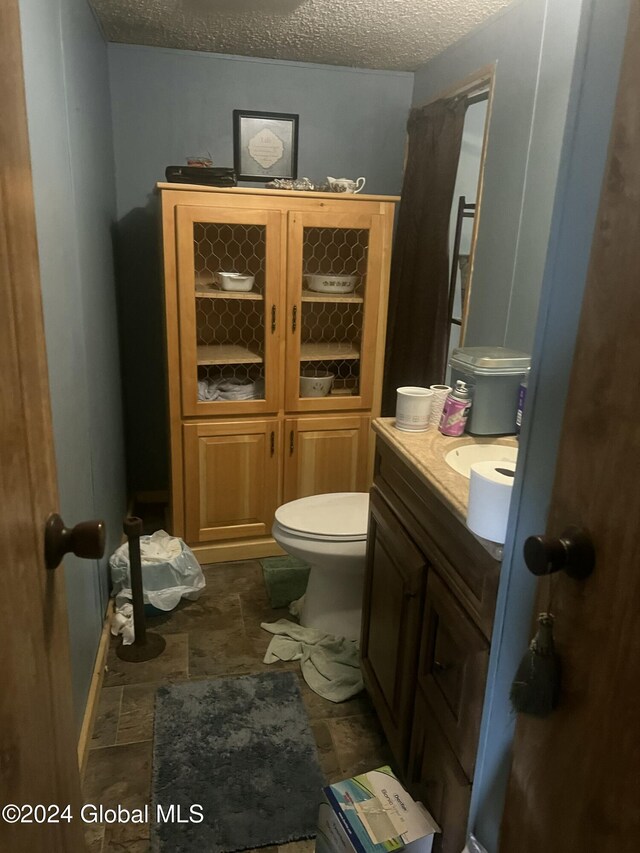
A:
[{"xmin": 233, "ymin": 110, "xmax": 299, "ymax": 182}]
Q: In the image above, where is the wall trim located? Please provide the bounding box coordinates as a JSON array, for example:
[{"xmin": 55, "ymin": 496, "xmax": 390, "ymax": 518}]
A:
[{"xmin": 77, "ymin": 599, "xmax": 114, "ymax": 779}]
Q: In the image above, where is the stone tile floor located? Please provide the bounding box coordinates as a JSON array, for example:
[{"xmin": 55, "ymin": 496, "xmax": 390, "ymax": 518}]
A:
[{"xmin": 83, "ymin": 559, "xmax": 393, "ymax": 852}]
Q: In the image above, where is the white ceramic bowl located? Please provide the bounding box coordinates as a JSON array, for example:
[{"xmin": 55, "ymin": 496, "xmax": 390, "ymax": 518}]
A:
[
  {"xmin": 305, "ymin": 274, "xmax": 358, "ymax": 294},
  {"xmin": 216, "ymin": 272, "xmax": 255, "ymax": 292},
  {"xmin": 300, "ymin": 371, "xmax": 334, "ymax": 397}
]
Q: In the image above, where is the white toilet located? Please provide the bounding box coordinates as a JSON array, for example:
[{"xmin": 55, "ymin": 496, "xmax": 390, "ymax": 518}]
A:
[{"xmin": 271, "ymin": 492, "xmax": 370, "ymax": 641}]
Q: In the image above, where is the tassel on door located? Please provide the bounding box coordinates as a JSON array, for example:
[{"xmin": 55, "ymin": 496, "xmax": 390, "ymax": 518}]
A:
[{"xmin": 510, "ymin": 613, "xmax": 561, "ymax": 717}]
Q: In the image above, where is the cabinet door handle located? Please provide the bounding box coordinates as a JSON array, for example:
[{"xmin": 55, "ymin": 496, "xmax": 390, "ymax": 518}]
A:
[
  {"xmin": 270, "ymin": 430, "xmax": 275, "ymax": 456},
  {"xmin": 291, "ymin": 305, "xmax": 297, "ymax": 333},
  {"xmin": 271, "ymin": 304, "xmax": 276, "ymax": 334},
  {"xmin": 289, "ymin": 429, "xmax": 295, "ymax": 455}
]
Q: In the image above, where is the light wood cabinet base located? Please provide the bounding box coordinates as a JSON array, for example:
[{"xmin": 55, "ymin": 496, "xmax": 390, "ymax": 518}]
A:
[{"xmin": 191, "ymin": 536, "xmax": 285, "ymax": 565}]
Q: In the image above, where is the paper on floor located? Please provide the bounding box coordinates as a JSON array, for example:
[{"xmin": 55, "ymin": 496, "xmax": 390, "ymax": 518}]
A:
[{"xmin": 260, "ymin": 618, "xmax": 363, "ymax": 702}]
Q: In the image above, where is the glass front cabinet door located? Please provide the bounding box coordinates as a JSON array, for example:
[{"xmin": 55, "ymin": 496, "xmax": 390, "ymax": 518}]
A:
[
  {"xmin": 176, "ymin": 205, "xmax": 283, "ymax": 417},
  {"xmin": 285, "ymin": 210, "xmax": 385, "ymax": 412}
]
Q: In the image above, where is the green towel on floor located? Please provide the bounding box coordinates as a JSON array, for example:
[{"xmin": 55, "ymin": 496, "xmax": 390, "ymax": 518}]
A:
[
  {"xmin": 261, "ymin": 557, "xmax": 310, "ymax": 608},
  {"xmin": 261, "ymin": 619, "xmax": 363, "ymax": 703}
]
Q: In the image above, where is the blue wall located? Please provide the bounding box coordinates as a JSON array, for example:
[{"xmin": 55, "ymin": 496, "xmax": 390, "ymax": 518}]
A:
[
  {"xmin": 413, "ymin": 0, "xmax": 582, "ymax": 355},
  {"xmin": 107, "ymin": 44, "xmax": 414, "ymax": 494},
  {"xmin": 18, "ymin": 0, "xmax": 126, "ymax": 729}
]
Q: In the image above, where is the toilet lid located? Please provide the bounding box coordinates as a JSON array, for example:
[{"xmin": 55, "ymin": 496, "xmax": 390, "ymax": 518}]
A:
[{"xmin": 275, "ymin": 492, "xmax": 369, "ymax": 540}]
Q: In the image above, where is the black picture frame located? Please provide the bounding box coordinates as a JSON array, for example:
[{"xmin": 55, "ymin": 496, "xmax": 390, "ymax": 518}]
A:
[{"xmin": 233, "ymin": 110, "xmax": 299, "ymax": 182}]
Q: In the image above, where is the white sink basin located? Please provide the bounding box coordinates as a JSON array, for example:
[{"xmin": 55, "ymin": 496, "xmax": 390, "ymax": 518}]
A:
[{"xmin": 444, "ymin": 444, "xmax": 518, "ymax": 478}]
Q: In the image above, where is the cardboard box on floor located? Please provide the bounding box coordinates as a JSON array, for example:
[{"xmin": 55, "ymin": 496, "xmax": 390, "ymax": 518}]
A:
[{"xmin": 316, "ymin": 766, "xmax": 440, "ymax": 853}]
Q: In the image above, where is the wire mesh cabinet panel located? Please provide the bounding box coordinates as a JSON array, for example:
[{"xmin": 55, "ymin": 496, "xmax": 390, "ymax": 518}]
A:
[
  {"xmin": 176, "ymin": 205, "xmax": 283, "ymax": 416},
  {"xmin": 285, "ymin": 210, "xmax": 385, "ymax": 412}
]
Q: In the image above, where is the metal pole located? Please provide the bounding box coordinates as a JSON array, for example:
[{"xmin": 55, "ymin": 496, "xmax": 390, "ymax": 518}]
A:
[
  {"xmin": 124, "ymin": 516, "xmax": 146, "ymax": 645},
  {"xmin": 116, "ymin": 516, "xmax": 166, "ymax": 662}
]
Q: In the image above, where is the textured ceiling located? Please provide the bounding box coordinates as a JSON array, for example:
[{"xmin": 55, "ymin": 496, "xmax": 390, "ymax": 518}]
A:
[{"xmin": 90, "ymin": 0, "xmax": 515, "ymax": 71}]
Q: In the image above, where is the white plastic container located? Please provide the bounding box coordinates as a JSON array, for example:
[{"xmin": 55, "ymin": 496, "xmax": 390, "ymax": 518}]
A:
[
  {"xmin": 449, "ymin": 347, "xmax": 530, "ymax": 435},
  {"xmin": 395, "ymin": 386, "xmax": 434, "ymax": 432}
]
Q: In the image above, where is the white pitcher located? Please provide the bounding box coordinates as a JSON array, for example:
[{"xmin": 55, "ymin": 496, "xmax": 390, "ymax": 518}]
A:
[{"xmin": 327, "ymin": 176, "xmax": 366, "ymax": 194}]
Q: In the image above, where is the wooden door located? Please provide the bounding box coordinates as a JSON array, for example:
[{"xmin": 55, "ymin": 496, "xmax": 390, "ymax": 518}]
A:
[
  {"xmin": 175, "ymin": 204, "xmax": 283, "ymax": 417},
  {"xmin": 285, "ymin": 209, "xmax": 385, "ymax": 412},
  {"xmin": 360, "ymin": 488, "xmax": 427, "ymax": 772},
  {"xmin": 183, "ymin": 419, "xmax": 280, "ymax": 543},
  {"xmin": 283, "ymin": 414, "xmax": 369, "ymax": 502},
  {"xmin": 1, "ymin": 2, "xmax": 87, "ymax": 848},
  {"xmin": 501, "ymin": 4, "xmax": 640, "ymax": 849}
]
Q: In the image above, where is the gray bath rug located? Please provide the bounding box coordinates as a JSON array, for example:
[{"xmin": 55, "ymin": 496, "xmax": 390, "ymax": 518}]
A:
[{"xmin": 151, "ymin": 671, "xmax": 325, "ymax": 852}]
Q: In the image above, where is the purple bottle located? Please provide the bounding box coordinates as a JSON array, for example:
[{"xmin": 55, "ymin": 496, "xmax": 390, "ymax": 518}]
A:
[{"xmin": 438, "ymin": 380, "xmax": 472, "ymax": 436}]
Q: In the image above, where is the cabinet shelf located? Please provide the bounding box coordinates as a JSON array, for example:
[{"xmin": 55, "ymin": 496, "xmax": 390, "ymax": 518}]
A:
[
  {"xmin": 195, "ymin": 283, "xmax": 263, "ymax": 301},
  {"xmin": 301, "ymin": 290, "xmax": 364, "ymax": 304},
  {"xmin": 197, "ymin": 344, "xmax": 263, "ymax": 365},
  {"xmin": 300, "ymin": 342, "xmax": 361, "ymax": 361}
]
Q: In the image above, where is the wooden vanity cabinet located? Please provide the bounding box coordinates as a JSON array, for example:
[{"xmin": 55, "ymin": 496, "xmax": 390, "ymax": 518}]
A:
[
  {"xmin": 418, "ymin": 571, "xmax": 490, "ymax": 780},
  {"xmin": 362, "ymin": 437, "xmax": 500, "ymax": 852},
  {"xmin": 160, "ymin": 185, "xmax": 397, "ymax": 562},
  {"xmin": 360, "ymin": 487, "xmax": 427, "ymax": 772},
  {"xmin": 408, "ymin": 695, "xmax": 472, "ymax": 853}
]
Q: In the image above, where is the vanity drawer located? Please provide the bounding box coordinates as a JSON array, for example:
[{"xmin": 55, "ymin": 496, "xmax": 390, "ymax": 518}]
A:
[
  {"xmin": 418, "ymin": 571, "xmax": 489, "ymax": 778},
  {"xmin": 374, "ymin": 440, "xmax": 499, "ymax": 638},
  {"xmin": 408, "ymin": 694, "xmax": 471, "ymax": 853}
]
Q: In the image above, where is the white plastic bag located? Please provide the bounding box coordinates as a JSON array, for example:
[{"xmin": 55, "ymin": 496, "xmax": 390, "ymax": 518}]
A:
[{"xmin": 109, "ymin": 529, "xmax": 205, "ymax": 611}]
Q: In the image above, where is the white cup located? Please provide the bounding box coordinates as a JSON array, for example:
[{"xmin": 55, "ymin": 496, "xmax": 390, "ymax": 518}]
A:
[{"xmin": 395, "ymin": 387, "xmax": 434, "ymax": 432}]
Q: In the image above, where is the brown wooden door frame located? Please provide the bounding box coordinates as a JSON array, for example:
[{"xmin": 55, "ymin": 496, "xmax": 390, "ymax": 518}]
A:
[
  {"xmin": 501, "ymin": 1, "xmax": 640, "ymax": 849},
  {"xmin": 0, "ymin": 1, "xmax": 86, "ymax": 850}
]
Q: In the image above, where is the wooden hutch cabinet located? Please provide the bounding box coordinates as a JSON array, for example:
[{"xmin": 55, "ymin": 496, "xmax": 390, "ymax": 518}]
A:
[{"xmin": 159, "ymin": 184, "xmax": 397, "ymax": 562}]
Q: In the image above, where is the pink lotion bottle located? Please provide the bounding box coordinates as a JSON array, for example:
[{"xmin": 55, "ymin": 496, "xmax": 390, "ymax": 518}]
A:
[{"xmin": 438, "ymin": 380, "xmax": 472, "ymax": 436}]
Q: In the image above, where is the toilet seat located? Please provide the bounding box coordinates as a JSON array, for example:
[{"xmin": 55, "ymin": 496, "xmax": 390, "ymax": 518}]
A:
[{"xmin": 274, "ymin": 492, "xmax": 369, "ymax": 542}]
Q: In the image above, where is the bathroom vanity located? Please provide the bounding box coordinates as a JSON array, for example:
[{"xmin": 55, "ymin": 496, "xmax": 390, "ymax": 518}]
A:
[{"xmin": 361, "ymin": 419, "xmax": 516, "ymax": 853}]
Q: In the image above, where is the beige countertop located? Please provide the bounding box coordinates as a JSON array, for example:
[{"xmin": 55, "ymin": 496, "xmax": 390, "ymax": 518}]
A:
[{"xmin": 372, "ymin": 418, "xmax": 519, "ymax": 561}]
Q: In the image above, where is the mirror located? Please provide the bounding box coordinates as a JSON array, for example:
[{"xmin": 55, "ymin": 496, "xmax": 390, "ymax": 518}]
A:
[{"xmin": 447, "ymin": 90, "xmax": 490, "ymax": 368}]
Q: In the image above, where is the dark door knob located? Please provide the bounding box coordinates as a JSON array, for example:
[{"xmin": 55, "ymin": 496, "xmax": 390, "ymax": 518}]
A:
[
  {"xmin": 523, "ymin": 525, "xmax": 594, "ymax": 580},
  {"xmin": 44, "ymin": 513, "xmax": 106, "ymax": 571}
]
